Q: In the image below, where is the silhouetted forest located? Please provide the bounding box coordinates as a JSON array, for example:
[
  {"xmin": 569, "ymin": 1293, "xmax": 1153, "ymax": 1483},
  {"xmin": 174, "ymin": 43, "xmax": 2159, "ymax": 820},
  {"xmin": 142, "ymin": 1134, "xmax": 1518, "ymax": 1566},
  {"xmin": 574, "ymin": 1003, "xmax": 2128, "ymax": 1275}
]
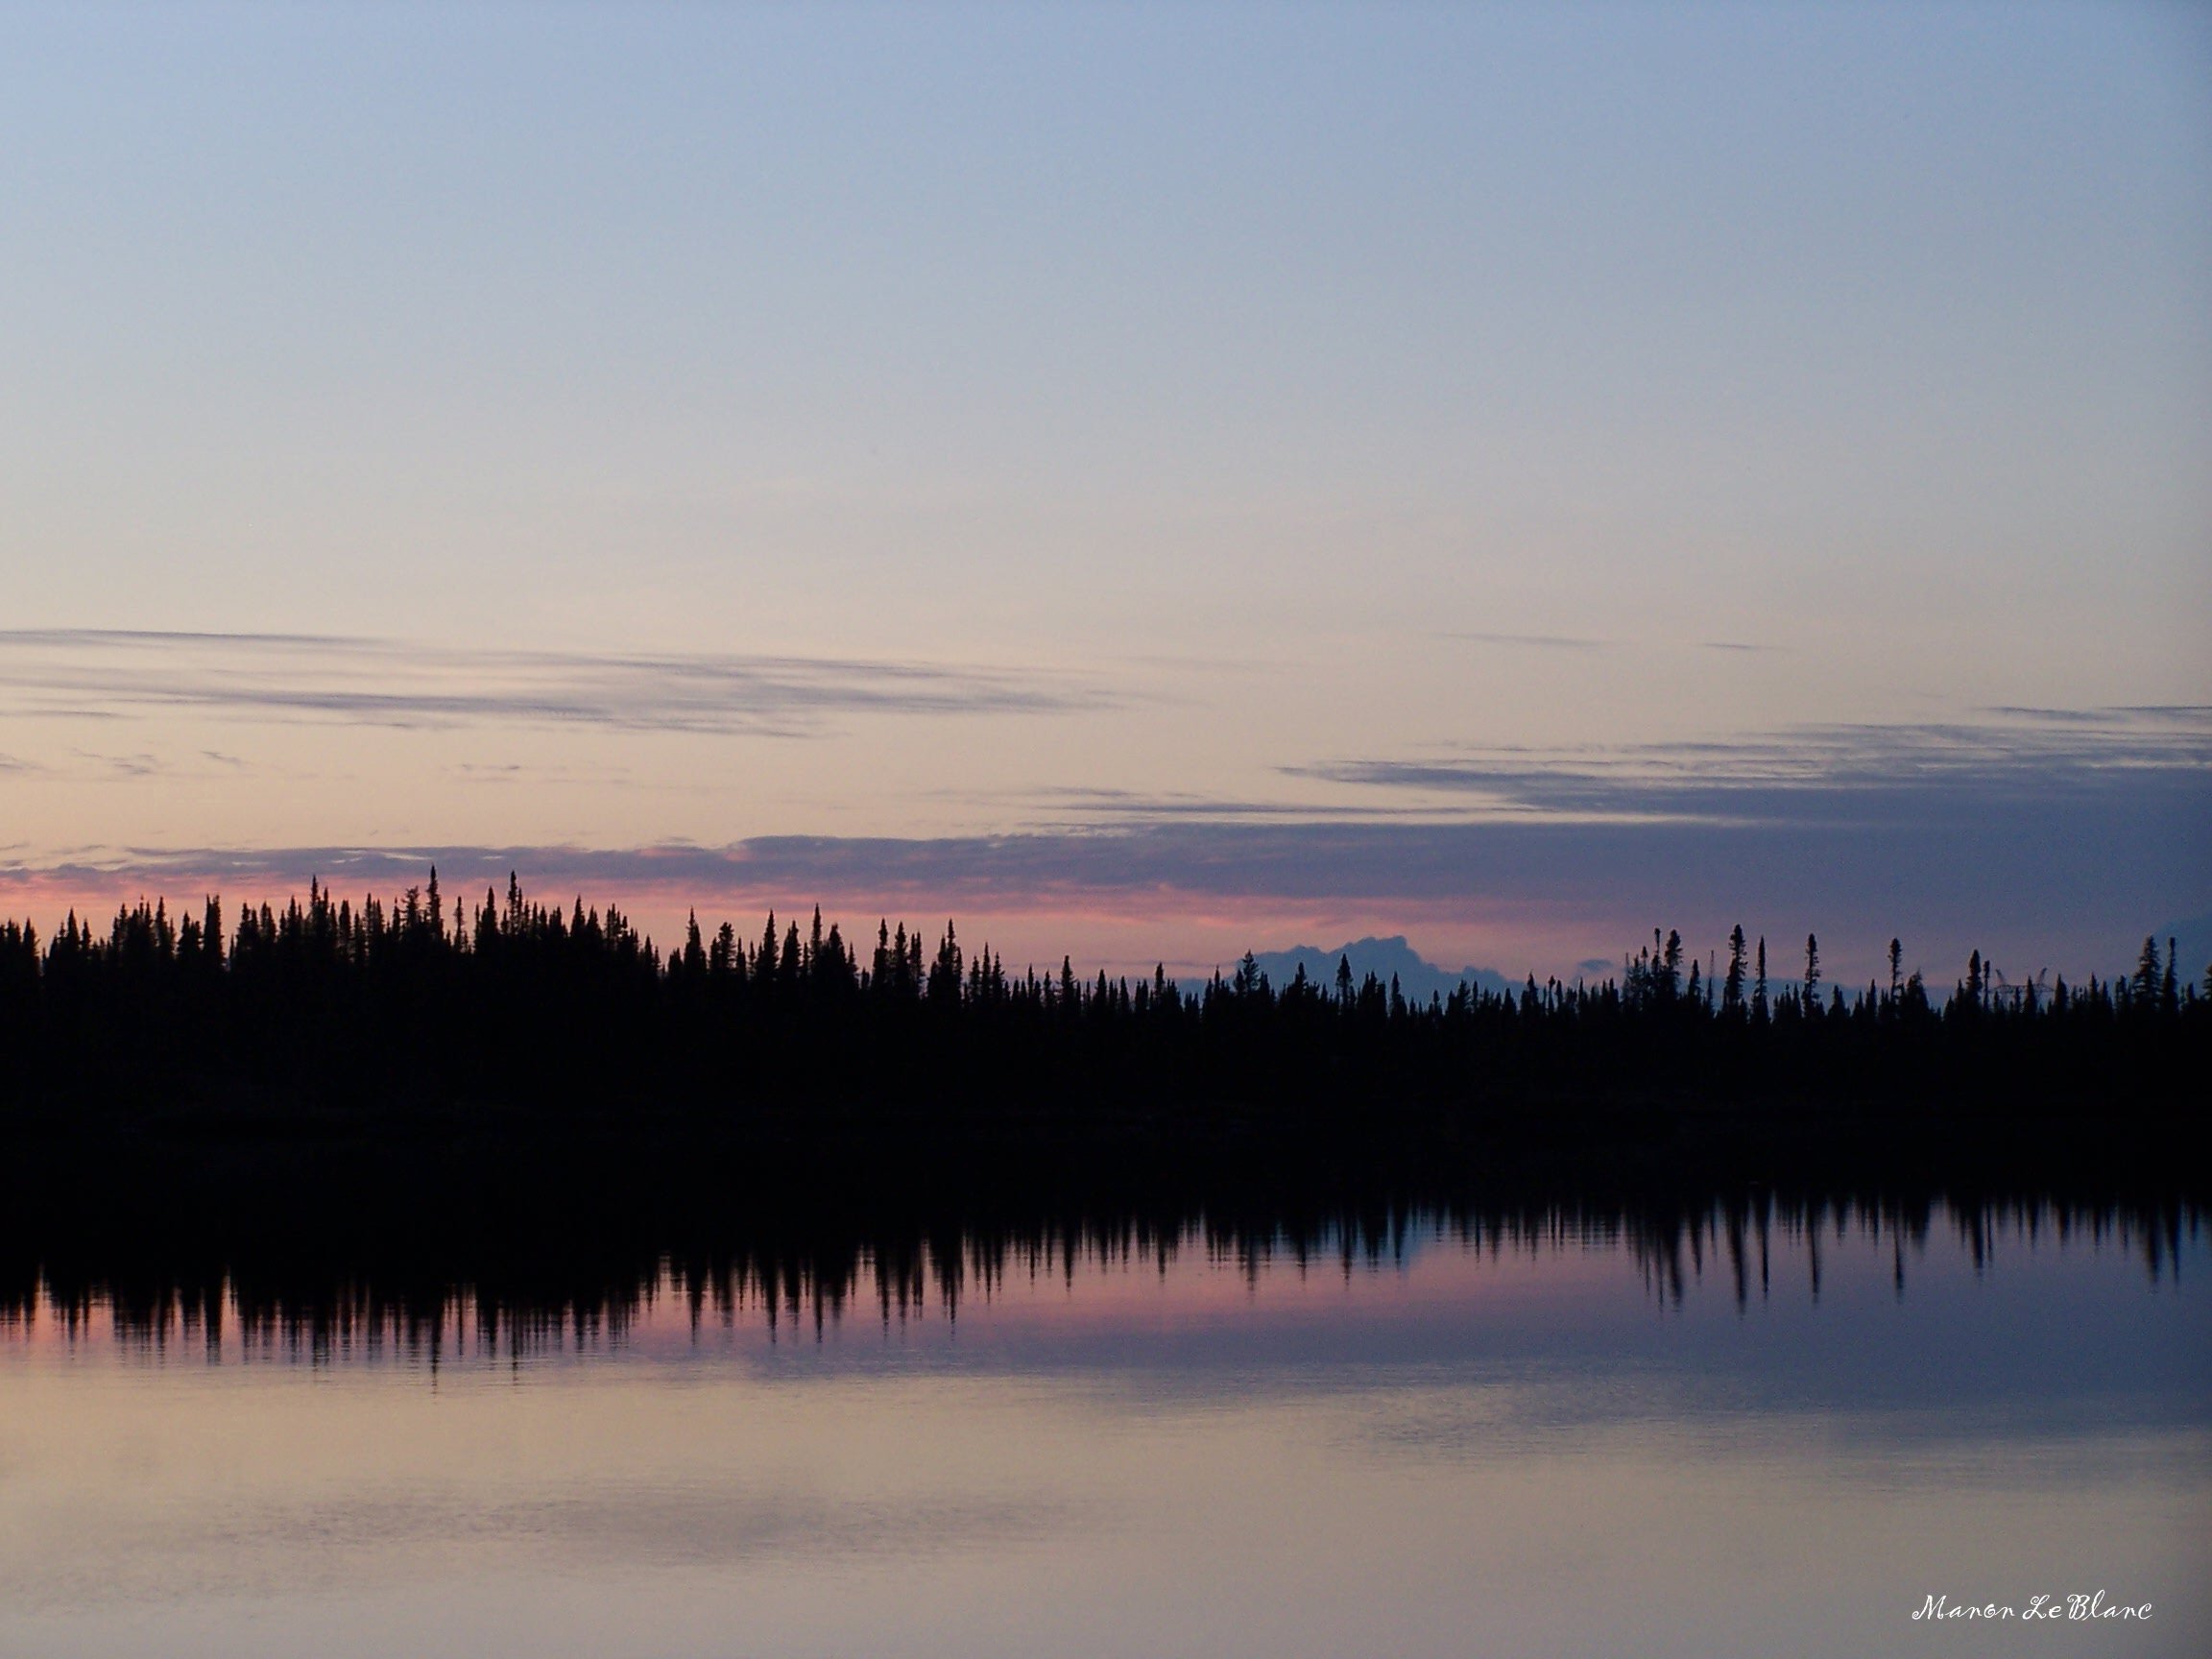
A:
[
  {"xmin": 1, "ymin": 871, "xmax": 2202, "ymax": 1122},
  {"xmin": 3, "ymin": 875, "xmax": 2200, "ymax": 1347}
]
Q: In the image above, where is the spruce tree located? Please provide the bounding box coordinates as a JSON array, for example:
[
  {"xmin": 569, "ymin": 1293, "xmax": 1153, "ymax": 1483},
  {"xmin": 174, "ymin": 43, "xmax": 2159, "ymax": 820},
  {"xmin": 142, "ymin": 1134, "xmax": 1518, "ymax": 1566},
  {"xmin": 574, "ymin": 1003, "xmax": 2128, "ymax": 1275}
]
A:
[{"xmin": 2131, "ymin": 937, "xmax": 2161, "ymax": 1005}]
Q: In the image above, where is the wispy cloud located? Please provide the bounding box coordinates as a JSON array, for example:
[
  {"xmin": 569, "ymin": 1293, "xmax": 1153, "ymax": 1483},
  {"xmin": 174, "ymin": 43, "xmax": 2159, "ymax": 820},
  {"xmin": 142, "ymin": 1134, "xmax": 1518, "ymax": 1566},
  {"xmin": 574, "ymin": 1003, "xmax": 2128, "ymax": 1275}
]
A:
[
  {"xmin": 1014, "ymin": 785, "xmax": 1448, "ymax": 823},
  {"xmin": 22, "ymin": 747, "xmax": 245, "ymax": 783},
  {"xmin": 1286, "ymin": 709, "xmax": 2212, "ymax": 830},
  {"xmin": 0, "ymin": 630, "xmax": 1109, "ymax": 735},
  {"xmin": 1982, "ymin": 705, "xmax": 2129, "ymax": 725},
  {"xmin": 1437, "ymin": 631, "xmax": 1610, "ymax": 651},
  {"xmin": 2114, "ymin": 705, "xmax": 2212, "ymax": 723},
  {"xmin": 88, "ymin": 752, "xmax": 165, "ymax": 780}
]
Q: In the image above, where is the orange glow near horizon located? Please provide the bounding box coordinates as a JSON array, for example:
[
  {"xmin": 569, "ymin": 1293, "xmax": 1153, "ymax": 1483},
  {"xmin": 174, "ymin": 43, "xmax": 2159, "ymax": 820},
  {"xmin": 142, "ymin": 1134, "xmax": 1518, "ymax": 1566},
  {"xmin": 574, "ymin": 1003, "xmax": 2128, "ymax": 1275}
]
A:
[{"xmin": 0, "ymin": 868, "xmax": 1604, "ymax": 982}]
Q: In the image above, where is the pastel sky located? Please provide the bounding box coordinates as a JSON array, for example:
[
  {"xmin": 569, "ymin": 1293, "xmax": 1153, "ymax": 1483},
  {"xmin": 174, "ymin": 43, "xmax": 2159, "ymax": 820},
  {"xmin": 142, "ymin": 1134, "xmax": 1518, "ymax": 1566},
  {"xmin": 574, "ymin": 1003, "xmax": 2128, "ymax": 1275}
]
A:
[{"xmin": 3, "ymin": 2, "xmax": 2208, "ymax": 985}]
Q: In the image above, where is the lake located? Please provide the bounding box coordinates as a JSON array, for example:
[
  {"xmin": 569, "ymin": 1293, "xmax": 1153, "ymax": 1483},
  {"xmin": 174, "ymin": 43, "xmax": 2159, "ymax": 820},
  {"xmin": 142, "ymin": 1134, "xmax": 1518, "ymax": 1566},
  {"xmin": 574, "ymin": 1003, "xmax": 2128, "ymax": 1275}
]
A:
[{"xmin": 3, "ymin": 1195, "xmax": 2205, "ymax": 1658}]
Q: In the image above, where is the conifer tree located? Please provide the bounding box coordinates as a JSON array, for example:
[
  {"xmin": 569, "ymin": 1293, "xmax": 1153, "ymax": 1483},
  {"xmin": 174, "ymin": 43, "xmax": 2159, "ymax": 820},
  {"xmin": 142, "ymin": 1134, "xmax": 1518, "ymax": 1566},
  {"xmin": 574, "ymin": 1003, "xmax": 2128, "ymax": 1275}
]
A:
[{"xmin": 2131, "ymin": 936, "xmax": 2162, "ymax": 1007}]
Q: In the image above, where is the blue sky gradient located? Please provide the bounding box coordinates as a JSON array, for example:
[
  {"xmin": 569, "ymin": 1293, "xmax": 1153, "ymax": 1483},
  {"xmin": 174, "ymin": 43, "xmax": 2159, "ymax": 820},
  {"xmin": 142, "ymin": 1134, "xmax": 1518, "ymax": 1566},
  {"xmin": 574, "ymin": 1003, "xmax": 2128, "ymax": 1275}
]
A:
[{"xmin": 2, "ymin": 3, "xmax": 2206, "ymax": 980}]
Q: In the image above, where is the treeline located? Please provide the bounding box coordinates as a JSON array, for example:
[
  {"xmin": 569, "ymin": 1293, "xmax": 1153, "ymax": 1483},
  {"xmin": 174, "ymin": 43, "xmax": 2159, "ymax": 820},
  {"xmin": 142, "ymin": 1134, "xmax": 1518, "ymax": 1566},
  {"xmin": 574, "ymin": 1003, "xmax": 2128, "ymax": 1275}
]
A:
[{"xmin": 0, "ymin": 872, "xmax": 2203, "ymax": 1116}]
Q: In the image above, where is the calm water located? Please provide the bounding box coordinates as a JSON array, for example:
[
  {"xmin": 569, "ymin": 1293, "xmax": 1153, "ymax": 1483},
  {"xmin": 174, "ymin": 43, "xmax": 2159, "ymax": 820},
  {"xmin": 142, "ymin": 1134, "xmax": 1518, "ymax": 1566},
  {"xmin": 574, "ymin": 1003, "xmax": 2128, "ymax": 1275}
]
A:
[{"xmin": 3, "ymin": 1202, "xmax": 2206, "ymax": 1658}]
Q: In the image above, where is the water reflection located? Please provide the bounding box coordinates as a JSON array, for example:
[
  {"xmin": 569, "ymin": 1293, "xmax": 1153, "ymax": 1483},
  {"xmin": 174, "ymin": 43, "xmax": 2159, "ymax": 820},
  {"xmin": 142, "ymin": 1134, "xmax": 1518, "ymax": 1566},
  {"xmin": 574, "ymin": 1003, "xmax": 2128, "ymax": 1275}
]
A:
[
  {"xmin": 2, "ymin": 1192, "xmax": 2205, "ymax": 1659},
  {"xmin": 4, "ymin": 1192, "xmax": 2198, "ymax": 1367}
]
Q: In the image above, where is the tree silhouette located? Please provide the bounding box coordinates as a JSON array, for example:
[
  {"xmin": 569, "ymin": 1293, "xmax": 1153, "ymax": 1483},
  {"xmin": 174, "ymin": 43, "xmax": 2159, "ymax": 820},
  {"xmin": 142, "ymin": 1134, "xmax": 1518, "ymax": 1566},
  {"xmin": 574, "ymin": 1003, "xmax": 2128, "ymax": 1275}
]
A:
[{"xmin": 0, "ymin": 877, "xmax": 2200, "ymax": 1128}]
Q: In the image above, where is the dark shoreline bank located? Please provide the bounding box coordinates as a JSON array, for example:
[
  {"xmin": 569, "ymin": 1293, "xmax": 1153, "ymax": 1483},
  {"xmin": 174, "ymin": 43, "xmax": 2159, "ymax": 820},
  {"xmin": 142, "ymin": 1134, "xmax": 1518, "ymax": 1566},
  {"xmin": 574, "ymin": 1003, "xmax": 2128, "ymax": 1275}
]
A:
[{"xmin": 10, "ymin": 1079, "xmax": 2202, "ymax": 1196}]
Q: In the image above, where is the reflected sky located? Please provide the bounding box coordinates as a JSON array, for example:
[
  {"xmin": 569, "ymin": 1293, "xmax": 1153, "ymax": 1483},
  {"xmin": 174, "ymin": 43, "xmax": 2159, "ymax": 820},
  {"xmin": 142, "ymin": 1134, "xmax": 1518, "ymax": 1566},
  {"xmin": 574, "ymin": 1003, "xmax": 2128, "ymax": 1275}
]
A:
[{"xmin": 4, "ymin": 1206, "xmax": 2204, "ymax": 1659}]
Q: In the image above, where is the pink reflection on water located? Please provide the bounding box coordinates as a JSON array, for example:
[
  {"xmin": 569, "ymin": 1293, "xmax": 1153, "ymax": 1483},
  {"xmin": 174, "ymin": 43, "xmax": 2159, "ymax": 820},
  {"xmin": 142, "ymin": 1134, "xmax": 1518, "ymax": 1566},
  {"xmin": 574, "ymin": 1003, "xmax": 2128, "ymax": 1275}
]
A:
[{"xmin": 0, "ymin": 1219, "xmax": 1636, "ymax": 1369}]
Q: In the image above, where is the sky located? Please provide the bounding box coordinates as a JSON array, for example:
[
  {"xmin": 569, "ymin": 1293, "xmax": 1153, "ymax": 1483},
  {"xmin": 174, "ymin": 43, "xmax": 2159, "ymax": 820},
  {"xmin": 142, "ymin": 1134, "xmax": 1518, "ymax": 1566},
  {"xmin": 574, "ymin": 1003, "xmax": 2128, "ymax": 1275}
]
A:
[{"xmin": 2, "ymin": 1, "xmax": 2208, "ymax": 987}]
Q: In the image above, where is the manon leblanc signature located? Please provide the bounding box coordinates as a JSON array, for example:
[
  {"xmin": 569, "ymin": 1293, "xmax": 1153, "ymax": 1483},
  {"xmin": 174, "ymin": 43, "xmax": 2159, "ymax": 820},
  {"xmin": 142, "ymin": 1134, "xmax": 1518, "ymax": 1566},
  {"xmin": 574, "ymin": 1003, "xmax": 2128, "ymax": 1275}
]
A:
[{"xmin": 1912, "ymin": 1592, "xmax": 2152, "ymax": 1623}]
